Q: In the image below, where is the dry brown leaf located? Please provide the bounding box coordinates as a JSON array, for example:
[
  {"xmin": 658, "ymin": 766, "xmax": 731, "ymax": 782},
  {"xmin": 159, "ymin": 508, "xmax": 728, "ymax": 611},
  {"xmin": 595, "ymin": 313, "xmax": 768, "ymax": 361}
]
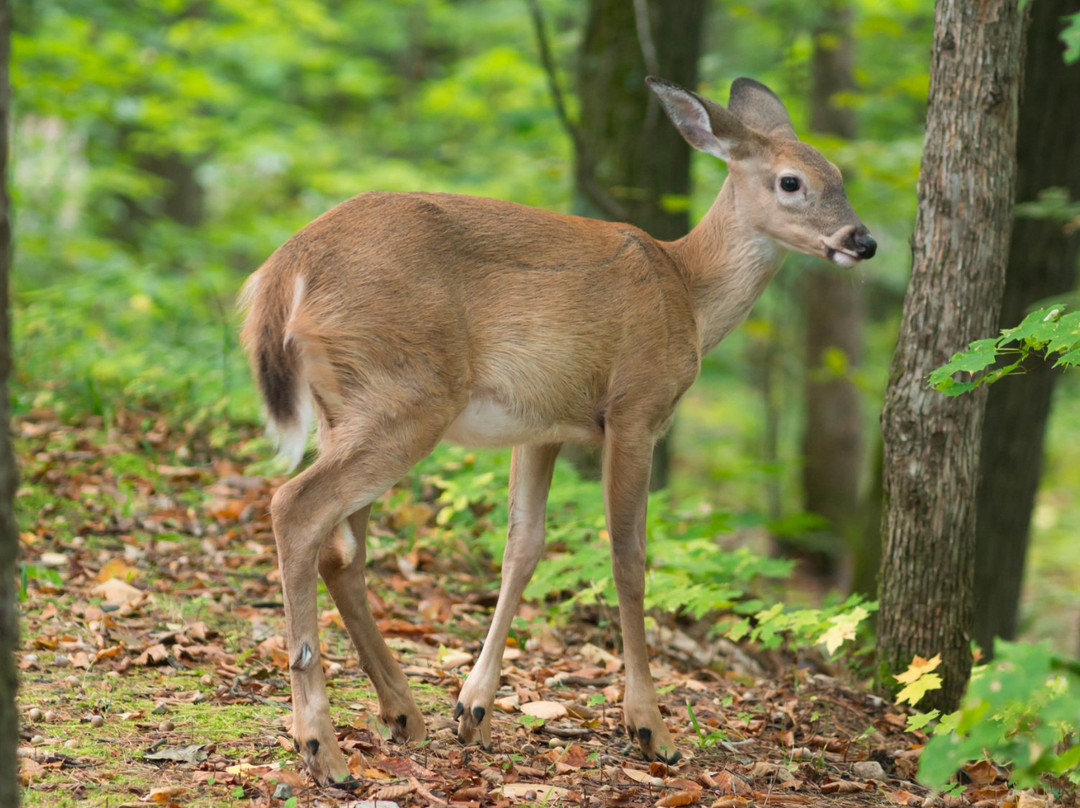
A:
[
  {"xmin": 708, "ymin": 798, "xmax": 749, "ymax": 808},
  {"xmin": 451, "ymin": 785, "xmax": 488, "ymax": 801},
  {"xmin": 142, "ymin": 786, "xmax": 187, "ymax": 803},
  {"xmin": 135, "ymin": 644, "xmax": 170, "ymax": 666},
  {"xmin": 623, "ymin": 767, "xmax": 665, "ymax": 787},
  {"xmin": 91, "ymin": 577, "xmax": 143, "ymax": 606},
  {"xmin": 712, "ymin": 770, "xmax": 750, "ymax": 795},
  {"xmin": 821, "ymin": 780, "xmax": 865, "ymax": 794},
  {"xmin": 520, "ymin": 700, "xmax": 568, "ymax": 720},
  {"xmin": 1016, "ymin": 793, "xmax": 1050, "ymax": 808},
  {"xmin": 369, "ymin": 782, "xmax": 416, "ymax": 800},
  {"xmin": 500, "ymin": 783, "xmax": 575, "ymax": 802},
  {"xmin": 657, "ymin": 789, "xmax": 699, "ymax": 807},
  {"xmin": 963, "ymin": 759, "xmax": 1007, "ymax": 786},
  {"xmin": 96, "ymin": 558, "xmax": 135, "ymax": 583}
]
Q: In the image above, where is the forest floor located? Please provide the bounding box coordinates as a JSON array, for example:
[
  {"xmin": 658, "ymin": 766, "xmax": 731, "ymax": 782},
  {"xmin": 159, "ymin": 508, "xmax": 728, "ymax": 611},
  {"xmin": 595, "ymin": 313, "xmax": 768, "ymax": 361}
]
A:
[{"xmin": 13, "ymin": 408, "xmax": 1077, "ymax": 808}]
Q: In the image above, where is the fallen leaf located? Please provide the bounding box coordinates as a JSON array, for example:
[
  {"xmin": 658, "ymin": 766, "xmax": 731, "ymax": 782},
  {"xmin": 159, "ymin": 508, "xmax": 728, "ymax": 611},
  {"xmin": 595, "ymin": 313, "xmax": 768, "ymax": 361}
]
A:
[
  {"xmin": 520, "ymin": 700, "xmax": 568, "ymax": 720},
  {"xmin": 499, "ymin": 783, "xmax": 575, "ymax": 801},
  {"xmin": 91, "ymin": 577, "xmax": 143, "ymax": 606},
  {"xmin": 623, "ymin": 767, "xmax": 664, "ymax": 786},
  {"xmin": 144, "ymin": 745, "xmax": 208, "ymax": 765},
  {"xmin": 369, "ymin": 782, "xmax": 415, "ymax": 800},
  {"xmin": 436, "ymin": 646, "xmax": 472, "ymax": 669},
  {"xmin": 142, "ymin": 786, "xmax": 186, "ymax": 803},
  {"xmin": 821, "ymin": 780, "xmax": 865, "ymax": 794},
  {"xmin": 656, "ymin": 790, "xmax": 698, "ymax": 807}
]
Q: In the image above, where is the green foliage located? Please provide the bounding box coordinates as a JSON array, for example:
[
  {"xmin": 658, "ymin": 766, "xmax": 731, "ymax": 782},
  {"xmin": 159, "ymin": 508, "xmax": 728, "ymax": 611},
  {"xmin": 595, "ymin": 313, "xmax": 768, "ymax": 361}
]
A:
[
  {"xmin": 1063, "ymin": 11, "xmax": 1080, "ymax": 64},
  {"xmin": 914, "ymin": 641, "xmax": 1080, "ymax": 790},
  {"xmin": 414, "ymin": 445, "xmax": 794, "ymax": 624},
  {"xmin": 686, "ymin": 699, "xmax": 729, "ymax": 749},
  {"xmin": 929, "ymin": 303, "xmax": 1080, "ymax": 397},
  {"xmin": 725, "ymin": 596, "xmax": 876, "ymax": 658}
]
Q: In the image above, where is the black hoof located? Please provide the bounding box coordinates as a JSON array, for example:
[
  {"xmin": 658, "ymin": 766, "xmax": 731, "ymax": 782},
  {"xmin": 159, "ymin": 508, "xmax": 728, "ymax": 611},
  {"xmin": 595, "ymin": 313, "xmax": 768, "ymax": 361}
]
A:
[
  {"xmin": 453, "ymin": 701, "xmax": 464, "ymax": 720},
  {"xmin": 333, "ymin": 774, "xmax": 362, "ymax": 792},
  {"xmin": 396, "ymin": 713, "xmax": 409, "ymax": 728},
  {"xmin": 636, "ymin": 727, "xmax": 652, "ymax": 745},
  {"xmin": 306, "ymin": 738, "xmax": 320, "ymax": 756},
  {"xmin": 471, "ymin": 705, "xmax": 485, "ymax": 724}
]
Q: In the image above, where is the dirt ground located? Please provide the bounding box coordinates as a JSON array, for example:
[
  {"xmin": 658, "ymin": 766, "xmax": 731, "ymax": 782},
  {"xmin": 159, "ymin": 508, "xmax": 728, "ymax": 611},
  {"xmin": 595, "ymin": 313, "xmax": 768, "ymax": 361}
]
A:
[{"xmin": 14, "ymin": 409, "xmax": 1076, "ymax": 807}]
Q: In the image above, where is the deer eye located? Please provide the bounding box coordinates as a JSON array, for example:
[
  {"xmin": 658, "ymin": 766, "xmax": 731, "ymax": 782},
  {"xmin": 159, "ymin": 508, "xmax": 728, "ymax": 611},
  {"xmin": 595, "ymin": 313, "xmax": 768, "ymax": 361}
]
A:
[{"xmin": 779, "ymin": 175, "xmax": 801, "ymax": 193}]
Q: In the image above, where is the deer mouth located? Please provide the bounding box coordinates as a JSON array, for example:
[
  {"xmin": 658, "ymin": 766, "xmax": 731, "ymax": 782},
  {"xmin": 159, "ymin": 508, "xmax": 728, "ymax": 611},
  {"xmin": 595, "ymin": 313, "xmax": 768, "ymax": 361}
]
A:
[{"xmin": 824, "ymin": 244, "xmax": 862, "ymax": 268}]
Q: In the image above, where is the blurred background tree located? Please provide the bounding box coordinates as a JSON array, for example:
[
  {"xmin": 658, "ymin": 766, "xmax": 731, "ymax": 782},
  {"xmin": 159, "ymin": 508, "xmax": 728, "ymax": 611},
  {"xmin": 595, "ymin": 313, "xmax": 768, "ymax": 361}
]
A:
[{"xmin": 9, "ymin": 0, "xmax": 1080, "ymax": 664}]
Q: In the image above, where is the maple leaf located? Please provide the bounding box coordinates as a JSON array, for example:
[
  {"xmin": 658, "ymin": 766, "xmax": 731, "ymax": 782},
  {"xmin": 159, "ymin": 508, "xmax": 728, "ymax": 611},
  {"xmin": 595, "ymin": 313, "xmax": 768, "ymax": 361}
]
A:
[
  {"xmin": 896, "ymin": 673, "xmax": 943, "ymax": 706},
  {"xmin": 818, "ymin": 606, "xmax": 870, "ymax": 655},
  {"xmin": 895, "ymin": 654, "xmax": 942, "ymax": 684},
  {"xmin": 893, "ymin": 654, "xmax": 945, "ymax": 706}
]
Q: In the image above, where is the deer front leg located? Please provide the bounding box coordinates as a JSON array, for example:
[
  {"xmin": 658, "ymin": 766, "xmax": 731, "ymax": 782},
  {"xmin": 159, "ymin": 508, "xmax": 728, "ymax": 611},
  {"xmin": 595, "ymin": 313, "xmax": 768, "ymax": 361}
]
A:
[
  {"xmin": 603, "ymin": 427, "xmax": 680, "ymax": 764},
  {"xmin": 456, "ymin": 443, "xmax": 560, "ymax": 748}
]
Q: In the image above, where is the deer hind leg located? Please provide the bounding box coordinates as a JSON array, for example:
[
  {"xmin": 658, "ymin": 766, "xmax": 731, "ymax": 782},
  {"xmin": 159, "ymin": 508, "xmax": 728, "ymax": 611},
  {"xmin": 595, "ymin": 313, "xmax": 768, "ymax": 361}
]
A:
[
  {"xmin": 270, "ymin": 412, "xmax": 448, "ymax": 787},
  {"xmin": 318, "ymin": 506, "xmax": 425, "ymax": 744},
  {"xmin": 456, "ymin": 443, "xmax": 561, "ymax": 748},
  {"xmin": 602, "ymin": 424, "xmax": 680, "ymax": 765}
]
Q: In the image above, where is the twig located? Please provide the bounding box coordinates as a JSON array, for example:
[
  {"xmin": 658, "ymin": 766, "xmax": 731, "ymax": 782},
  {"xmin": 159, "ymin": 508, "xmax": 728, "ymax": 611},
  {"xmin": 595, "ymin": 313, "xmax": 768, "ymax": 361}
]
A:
[
  {"xmin": 523, "ymin": 0, "xmax": 628, "ymax": 221},
  {"xmin": 632, "ymin": 0, "xmax": 660, "ymax": 77},
  {"xmin": 524, "ymin": 0, "xmax": 577, "ymax": 149}
]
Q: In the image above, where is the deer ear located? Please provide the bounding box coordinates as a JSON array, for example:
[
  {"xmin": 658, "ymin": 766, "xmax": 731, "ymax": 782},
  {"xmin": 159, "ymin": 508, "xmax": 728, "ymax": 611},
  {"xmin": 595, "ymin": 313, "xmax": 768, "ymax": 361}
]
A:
[
  {"xmin": 646, "ymin": 76, "xmax": 754, "ymax": 162},
  {"xmin": 727, "ymin": 77, "xmax": 797, "ymax": 140}
]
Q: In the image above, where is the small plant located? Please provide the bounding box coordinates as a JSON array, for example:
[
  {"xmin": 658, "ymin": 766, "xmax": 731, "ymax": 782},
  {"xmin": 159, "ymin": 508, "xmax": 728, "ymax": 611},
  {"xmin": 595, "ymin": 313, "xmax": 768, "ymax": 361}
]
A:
[
  {"xmin": 902, "ymin": 641, "xmax": 1080, "ymax": 790},
  {"xmin": 686, "ymin": 700, "xmax": 728, "ymax": 750},
  {"xmin": 725, "ymin": 595, "xmax": 875, "ymax": 659},
  {"xmin": 19, "ymin": 564, "xmax": 64, "ymax": 601}
]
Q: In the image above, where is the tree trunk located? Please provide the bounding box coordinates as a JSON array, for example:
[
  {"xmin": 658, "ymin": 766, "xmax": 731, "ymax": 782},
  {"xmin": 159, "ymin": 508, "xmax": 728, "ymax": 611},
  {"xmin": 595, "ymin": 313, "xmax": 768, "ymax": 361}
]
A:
[
  {"xmin": 973, "ymin": 0, "xmax": 1080, "ymax": 656},
  {"xmin": 0, "ymin": 0, "xmax": 20, "ymax": 802},
  {"xmin": 877, "ymin": 0, "xmax": 1024, "ymax": 710},
  {"xmin": 797, "ymin": 0, "xmax": 866, "ymax": 582},
  {"xmin": 565, "ymin": 0, "xmax": 706, "ymax": 488}
]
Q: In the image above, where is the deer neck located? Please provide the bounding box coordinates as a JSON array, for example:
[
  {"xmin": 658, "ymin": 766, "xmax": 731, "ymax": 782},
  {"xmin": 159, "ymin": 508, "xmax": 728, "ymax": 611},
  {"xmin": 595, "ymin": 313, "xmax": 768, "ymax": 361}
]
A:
[{"xmin": 666, "ymin": 181, "xmax": 788, "ymax": 355}]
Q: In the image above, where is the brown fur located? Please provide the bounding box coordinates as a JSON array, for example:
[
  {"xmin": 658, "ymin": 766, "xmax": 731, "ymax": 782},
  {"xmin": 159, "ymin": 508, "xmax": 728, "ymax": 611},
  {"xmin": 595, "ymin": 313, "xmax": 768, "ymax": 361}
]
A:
[{"xmin": 239, "ymin": 77, "xmax": 875, "ymax": 785}]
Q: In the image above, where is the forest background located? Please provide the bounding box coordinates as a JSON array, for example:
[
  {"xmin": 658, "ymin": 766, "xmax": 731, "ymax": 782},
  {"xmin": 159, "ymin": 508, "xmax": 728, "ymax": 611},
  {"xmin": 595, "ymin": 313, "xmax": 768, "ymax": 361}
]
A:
[{"xmin": 7, "ymin": 0, "xmax": 1080, "ymax": 805}]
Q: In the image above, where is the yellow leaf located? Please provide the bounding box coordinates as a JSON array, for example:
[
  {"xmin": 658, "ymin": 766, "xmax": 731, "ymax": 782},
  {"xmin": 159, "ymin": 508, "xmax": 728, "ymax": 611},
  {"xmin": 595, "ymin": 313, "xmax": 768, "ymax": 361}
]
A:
[
  {"xmin": 819, "ymin": 607, "xmax": 869, "ymax": 655},
  {"xmin": 895, "ymin": 673, "xmax": 942, "ymax": 706},
  {"xmin": 895, "ymin": 654, "xmax": 942, "ymax": 685},
  {"xmin": 96, "ymin": 558, "xmax": 135, "ymax": 584}
]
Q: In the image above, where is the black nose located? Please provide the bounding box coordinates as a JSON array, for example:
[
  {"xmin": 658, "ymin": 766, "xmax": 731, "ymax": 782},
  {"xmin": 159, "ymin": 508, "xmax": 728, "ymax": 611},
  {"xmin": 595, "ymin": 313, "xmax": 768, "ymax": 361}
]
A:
[{"xmin": 853, "ymin": 230, "xmax": 877, "ymax": 259}]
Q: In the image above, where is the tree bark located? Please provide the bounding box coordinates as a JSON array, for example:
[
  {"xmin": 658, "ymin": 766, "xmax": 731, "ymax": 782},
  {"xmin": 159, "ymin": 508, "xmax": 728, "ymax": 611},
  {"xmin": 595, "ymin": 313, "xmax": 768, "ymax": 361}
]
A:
[
  {"xmin": 877, "ymin": 0, "xmax": 1024, "ymax": 710},
  {"xmin": 797, "ymin": 0, "xmax": 866, "ymax": 582},
  {"xmin": 563, "ymin": 0, "xmax": 706, "ymax": 488},
  {"xmin": 973, "ymin": 0, "xmax": 1080, "ymax": 656},
  {"xmin": 0, "ymin": 0, "xmax": 20, "ymax": 802}
]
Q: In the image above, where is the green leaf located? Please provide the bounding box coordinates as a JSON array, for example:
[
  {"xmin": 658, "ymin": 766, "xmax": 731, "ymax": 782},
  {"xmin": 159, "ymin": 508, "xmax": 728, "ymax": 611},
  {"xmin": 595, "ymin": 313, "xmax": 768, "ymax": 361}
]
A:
[
  {"xmin": 1062, "ymin": 11, "xmax": 1080, "ymax": 64},
  {"xmin": 906, "ymin": 709, "xmax": 940, "ymax": 732},
  {"xmin": 896, "ymin": 673, "xmax": 942, "ymax": 706}
]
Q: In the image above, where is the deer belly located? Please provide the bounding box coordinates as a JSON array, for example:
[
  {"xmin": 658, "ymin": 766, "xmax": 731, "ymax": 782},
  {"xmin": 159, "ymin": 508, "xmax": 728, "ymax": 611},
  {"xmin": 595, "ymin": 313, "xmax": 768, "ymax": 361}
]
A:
[{"xmin": 442, "ymin": 397, "xmax": 596, "ymax": 448}]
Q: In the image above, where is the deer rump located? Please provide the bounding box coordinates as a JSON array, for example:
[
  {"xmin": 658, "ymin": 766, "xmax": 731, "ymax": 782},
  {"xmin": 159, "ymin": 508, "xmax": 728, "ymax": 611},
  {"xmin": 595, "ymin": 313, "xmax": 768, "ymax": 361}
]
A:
[{"xmin": 241, "ymin": 190, "xmax": 700, "ymax": 467}]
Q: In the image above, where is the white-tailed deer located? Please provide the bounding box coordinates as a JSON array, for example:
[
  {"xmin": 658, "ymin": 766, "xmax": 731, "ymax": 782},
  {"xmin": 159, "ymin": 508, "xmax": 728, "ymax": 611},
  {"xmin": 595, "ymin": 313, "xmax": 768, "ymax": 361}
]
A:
[{"xmin": 240, "ymin": 76, "xmax": 875, "ymax": 786}]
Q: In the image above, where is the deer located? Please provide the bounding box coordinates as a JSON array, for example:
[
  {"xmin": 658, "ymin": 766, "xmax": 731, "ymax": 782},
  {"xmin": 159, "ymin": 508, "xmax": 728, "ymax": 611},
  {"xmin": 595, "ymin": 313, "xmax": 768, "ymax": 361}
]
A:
[{"xmin": 239, "ymin": 76, "xmax": 876, "ymax": 786}]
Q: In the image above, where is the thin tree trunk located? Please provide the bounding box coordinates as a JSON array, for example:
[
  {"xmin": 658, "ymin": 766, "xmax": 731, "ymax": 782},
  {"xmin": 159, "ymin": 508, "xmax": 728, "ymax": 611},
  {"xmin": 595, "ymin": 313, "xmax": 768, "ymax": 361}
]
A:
[
  {"xmin": 563, "ymin": 0, "xmax": 706, "ymax": 488},
  {"xmin": 797, "ymin": 0, "xmax": 866, "ymax": 582},
  {"xmin": 877, "ymin": 0, "xmax": 1024, "ymax": 710},
  {"xmin": 0, "ymin": 0, "xmax": 20, "ymax": 802},
  {"xmin": 973, "ymin": 0, "xmax": 1080, "ymax": 656}
]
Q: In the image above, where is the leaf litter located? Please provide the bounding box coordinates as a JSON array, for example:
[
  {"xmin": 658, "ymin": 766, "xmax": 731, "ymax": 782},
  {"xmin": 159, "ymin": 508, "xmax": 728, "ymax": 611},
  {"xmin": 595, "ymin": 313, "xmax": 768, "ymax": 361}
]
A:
[{"xmin": 14, "ymin": 408, "xmax": 1078, "ymax": 807}]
